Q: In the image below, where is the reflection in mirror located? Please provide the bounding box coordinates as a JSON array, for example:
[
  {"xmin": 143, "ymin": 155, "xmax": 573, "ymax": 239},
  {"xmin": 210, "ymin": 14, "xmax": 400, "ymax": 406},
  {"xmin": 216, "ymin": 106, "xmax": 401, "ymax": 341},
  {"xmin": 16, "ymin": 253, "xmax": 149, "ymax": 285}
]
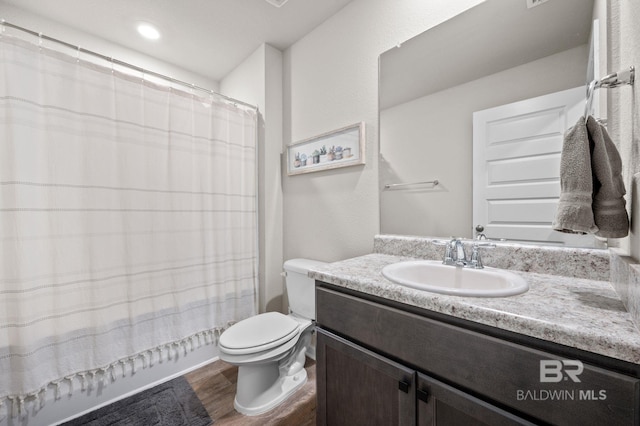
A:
[{"xmin": 379, "ymin": 0, "xmax": 608, "ymax": 248}]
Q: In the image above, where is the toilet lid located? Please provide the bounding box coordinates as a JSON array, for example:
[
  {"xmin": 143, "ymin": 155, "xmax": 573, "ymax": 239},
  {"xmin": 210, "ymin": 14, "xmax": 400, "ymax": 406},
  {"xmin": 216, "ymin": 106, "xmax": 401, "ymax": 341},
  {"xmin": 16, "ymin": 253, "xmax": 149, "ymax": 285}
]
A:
[{"xmin": 219, "ymin": 312, "xmax": 300, "ymax": 353}]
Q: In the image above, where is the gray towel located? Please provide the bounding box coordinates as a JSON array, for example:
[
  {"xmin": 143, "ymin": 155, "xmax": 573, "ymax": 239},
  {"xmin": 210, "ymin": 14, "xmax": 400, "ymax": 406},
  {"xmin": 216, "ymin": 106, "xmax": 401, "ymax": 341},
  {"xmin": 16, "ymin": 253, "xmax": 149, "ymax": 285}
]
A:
[
  {"xmin": 586, "ymin": 116, "xmax": 629, "ymax": 238},
  {"xmin": 553, "ymin": 116, "xmax": 598, "ymax": 234}
]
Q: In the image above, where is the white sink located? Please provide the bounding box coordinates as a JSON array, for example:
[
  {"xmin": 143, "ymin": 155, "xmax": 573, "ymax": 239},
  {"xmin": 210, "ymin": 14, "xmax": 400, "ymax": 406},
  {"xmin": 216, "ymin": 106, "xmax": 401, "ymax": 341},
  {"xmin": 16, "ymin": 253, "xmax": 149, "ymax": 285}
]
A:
[{"xmin": 381, "ymin": 260, "xmax": 528, "ymax": 297}]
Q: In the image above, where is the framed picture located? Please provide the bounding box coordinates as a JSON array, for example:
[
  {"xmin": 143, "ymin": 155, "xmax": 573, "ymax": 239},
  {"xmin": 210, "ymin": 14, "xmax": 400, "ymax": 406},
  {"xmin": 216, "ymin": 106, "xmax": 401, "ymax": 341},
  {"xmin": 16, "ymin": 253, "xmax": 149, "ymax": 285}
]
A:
[{"xmin": 286, "ymin": 122, "xmax": 365, "ymax": 175}]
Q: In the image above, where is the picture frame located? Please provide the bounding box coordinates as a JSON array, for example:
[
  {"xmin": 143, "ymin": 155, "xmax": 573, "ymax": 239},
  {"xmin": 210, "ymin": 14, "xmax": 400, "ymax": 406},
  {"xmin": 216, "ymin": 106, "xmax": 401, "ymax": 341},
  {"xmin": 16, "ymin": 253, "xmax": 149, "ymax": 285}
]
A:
[{"xmin": 286, "ymin": 122, "xmax": 365, "ymax": 176}]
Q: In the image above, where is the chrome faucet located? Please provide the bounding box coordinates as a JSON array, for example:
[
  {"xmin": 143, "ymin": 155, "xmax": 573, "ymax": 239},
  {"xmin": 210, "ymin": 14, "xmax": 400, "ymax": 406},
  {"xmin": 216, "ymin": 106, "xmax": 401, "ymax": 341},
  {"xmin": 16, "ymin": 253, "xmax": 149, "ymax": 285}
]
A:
[
  {"xmin": 451, "ymin": 238, "xmax": 467, "ymax": 267},
  {"xmin": 435, "ymin": 238, "xmax": 495, "ymax": 269}
]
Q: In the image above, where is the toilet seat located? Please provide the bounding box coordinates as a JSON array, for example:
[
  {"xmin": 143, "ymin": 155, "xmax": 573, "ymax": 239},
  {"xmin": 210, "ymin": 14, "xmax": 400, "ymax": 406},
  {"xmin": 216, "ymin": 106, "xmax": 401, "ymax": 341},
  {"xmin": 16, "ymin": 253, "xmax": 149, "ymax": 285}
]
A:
[{"xmin": 219, "ymin": 312, "xmax": 300, "ymax": 355}]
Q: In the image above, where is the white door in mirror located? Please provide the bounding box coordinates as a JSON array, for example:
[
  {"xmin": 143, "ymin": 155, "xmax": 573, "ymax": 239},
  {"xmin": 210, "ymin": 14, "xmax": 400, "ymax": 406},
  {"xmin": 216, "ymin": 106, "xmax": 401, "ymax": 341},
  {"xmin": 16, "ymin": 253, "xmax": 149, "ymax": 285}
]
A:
[{"xmin": 472, "ymin": 86, "xmax": 600, "ymax": 248}]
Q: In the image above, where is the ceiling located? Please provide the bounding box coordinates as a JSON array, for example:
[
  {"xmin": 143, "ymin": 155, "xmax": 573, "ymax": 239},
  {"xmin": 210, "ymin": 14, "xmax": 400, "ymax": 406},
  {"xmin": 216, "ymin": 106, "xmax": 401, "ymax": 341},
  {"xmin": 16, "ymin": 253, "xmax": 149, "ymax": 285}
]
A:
[{"xmin": 0, "ymin": 0, "xmax": 353, "ymax": 81}]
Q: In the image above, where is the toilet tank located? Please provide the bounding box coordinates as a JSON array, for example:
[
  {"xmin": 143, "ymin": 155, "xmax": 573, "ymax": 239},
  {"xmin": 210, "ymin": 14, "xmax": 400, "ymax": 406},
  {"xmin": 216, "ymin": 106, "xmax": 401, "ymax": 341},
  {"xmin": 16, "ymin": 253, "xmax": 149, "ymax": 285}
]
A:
[{"xmin": 283, "ymin": 258, "xmax": 327, "ymax": 320}]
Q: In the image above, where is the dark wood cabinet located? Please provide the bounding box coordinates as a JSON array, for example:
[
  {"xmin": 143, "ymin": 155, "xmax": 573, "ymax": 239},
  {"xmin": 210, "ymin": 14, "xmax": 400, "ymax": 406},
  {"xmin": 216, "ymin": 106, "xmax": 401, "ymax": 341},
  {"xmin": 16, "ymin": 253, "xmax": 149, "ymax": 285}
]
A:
[
  {"xmin": 316, "ymin": 329, "xmax": 415, "ymax": 426},
  {"xmin": 315, "ymin": 282, "xmax": 640, "ymax": 426},
  {"xmin": 317, "ymin": 328, "xmax": 534, "ymax": 426},
  {"xmin": 417, "ymin": 373, "xmax": 534, "ymax": 426}
]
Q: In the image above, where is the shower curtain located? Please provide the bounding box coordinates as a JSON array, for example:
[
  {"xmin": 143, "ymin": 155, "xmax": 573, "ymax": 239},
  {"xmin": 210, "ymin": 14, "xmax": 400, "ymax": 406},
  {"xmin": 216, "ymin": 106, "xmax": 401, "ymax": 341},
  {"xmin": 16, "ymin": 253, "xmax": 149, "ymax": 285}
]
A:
[{"xmin": 0, "ymin": 34, "xmax": 258, "ymax": 418}]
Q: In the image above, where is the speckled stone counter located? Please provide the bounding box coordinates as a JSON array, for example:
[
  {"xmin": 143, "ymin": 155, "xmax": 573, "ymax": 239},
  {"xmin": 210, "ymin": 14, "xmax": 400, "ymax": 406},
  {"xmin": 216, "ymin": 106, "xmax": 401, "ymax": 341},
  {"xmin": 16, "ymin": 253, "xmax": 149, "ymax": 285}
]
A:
[
  {"xmin": 373, "ymin": 234, "xmax": 611, "ymax": 280},
  {"xmin": 309, "ymin": 237, "xmax": 640, "ymax": 365}
]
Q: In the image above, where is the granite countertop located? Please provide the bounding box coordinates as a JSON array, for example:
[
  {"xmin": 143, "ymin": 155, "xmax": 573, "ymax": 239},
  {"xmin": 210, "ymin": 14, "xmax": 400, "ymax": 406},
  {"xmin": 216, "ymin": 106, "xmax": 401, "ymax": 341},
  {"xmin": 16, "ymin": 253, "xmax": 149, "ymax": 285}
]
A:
[{"xmin": 309, "ymin": 253, "xmax": 640, "ymax": 365}]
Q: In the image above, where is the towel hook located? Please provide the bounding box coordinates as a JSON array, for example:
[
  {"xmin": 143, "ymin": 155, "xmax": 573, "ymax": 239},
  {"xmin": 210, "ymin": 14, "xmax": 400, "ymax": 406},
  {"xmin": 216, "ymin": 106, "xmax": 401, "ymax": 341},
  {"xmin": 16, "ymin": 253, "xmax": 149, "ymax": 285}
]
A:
[
  {"xmin": 596, "ymin": 66, "xmax": 635, "ymax": 89},
  {"xmin": 584, "ymin": 66, "xmax": 635, "ymax": 118},
  {"xmin": 584, "ymin": 79, "xmax": 597, "ymax": 118}
]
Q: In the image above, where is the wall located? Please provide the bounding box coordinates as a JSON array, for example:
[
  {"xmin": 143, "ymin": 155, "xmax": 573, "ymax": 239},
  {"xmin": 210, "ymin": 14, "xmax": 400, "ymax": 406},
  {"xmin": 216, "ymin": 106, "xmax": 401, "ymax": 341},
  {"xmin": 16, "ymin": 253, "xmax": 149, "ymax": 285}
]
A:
[
  {"xmin": 609, "ymin": 0, "xmax": 640, "ymax": 260},
  {"xmin": 282, "ymin": 0, "xmax": 484, "ymax": 263},
  {"xmin": 221, "ymin": 44, "xmax": 285, "ymax": 313},
  {"xmin": 607, "ymin": 0, "xmax": 640, "ymax": 329},
  {"xmin": 380, "ymin": 45, "xmax": 588, "ymax": 238}
]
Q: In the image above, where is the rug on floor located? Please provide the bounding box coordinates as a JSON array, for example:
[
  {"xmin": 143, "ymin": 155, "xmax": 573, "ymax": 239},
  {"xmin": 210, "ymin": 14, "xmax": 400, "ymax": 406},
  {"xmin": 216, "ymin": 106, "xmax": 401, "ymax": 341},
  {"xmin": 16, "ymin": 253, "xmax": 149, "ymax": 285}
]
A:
[{"xmin": 61, "ymin": 376, "xmax": 212, "ymax": 426}]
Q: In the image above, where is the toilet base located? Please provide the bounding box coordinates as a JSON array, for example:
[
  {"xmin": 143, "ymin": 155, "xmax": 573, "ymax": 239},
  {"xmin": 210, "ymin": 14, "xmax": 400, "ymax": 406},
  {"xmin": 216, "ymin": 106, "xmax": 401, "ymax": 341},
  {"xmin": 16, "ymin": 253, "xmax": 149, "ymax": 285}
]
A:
[
  {"xmin": 234, "ymin": 366, "xmax": 308, "ymax": 416},
  {"xmin": 232, "ymin": 328, "xmax": 312, "ymax": 416}
]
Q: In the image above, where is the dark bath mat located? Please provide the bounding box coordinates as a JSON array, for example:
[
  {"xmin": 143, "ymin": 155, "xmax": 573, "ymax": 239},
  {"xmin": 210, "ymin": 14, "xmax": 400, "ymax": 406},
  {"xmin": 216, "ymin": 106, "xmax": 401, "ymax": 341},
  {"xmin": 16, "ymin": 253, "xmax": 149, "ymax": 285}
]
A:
[{"xmin": 61, "ymin": 376, "xmax": 211, "ymax": 426}]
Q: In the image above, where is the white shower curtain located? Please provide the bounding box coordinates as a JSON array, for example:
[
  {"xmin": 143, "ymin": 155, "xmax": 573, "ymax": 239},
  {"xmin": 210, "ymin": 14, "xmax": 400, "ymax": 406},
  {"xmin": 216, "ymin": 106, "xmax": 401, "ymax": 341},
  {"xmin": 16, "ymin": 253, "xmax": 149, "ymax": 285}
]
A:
[{"xmin": 0, "ymin": 35, "xmax": 258, "ymax": 418}]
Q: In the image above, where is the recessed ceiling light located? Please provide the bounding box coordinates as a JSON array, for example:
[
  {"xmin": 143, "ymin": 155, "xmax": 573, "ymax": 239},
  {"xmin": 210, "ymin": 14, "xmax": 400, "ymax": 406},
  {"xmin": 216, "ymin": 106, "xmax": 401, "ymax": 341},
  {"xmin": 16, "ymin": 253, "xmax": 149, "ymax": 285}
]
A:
[
  {"xmin": 137, "ymin": 23, "xmax": 160, "ymax": 40},
  {"xmin": 264, "ymin": 0, "xmax": 289, "ymax": 7}
]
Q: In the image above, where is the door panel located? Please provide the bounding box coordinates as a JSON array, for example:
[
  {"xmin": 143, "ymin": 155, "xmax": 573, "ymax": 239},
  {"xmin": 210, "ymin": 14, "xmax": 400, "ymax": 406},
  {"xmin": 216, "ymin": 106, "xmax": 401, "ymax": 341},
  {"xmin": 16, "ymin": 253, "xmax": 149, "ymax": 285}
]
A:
[
  {"xmin": 417, "ymin": 373, "xmax": 536, "ymax": 426},
  {"xmin": 316, "ymin": 328, "xmax": 416, "ymax": 426},
  {"xmin": 473, "ymin": 86, "xmax": 598, "ymax": 246}
]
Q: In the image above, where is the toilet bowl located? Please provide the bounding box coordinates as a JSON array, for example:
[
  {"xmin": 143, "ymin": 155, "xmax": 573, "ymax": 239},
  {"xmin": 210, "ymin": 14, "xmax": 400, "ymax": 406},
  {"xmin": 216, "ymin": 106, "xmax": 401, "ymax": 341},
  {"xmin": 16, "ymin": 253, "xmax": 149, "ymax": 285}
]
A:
[{"xmin": 218, "ymin": 258, "xmax": 326, "ymax": 416}]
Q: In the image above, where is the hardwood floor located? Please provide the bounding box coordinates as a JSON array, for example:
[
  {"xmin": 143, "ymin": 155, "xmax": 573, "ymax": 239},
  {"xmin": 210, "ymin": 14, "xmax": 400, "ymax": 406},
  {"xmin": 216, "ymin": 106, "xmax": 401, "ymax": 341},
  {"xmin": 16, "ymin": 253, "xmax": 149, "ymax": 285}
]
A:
[{"xmin": 186, "ymin": 358, "xmax": 316, "ymax": 425}]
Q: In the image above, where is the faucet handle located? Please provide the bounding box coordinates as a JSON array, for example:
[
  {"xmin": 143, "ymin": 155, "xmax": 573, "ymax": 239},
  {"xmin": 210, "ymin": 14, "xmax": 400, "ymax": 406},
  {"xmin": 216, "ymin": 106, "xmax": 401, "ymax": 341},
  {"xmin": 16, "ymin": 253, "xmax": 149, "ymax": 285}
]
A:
[
  {"xmin": 432, "ymin": 238, "xmax": 457, "ymax": 264},
  {"xmin": 469, "ymin": 242, "xmax": 496, "ymax": 269}
]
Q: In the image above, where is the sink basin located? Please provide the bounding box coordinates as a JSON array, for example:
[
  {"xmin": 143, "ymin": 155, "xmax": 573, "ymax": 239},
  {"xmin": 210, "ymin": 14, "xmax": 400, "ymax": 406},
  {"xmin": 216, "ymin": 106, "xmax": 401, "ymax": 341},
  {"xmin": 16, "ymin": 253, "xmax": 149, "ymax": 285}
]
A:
[{"xmin": 381, "ymin": 260, "xmax": 528, "ymax": 297}]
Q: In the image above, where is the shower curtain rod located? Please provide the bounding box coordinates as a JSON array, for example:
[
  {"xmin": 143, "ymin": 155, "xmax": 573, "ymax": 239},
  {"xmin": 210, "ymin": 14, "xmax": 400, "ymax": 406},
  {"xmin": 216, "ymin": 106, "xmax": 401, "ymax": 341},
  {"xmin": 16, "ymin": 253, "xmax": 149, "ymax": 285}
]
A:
[{"xmin": 0, "ymin": 19, "xmax": 259, "ymax": 112}]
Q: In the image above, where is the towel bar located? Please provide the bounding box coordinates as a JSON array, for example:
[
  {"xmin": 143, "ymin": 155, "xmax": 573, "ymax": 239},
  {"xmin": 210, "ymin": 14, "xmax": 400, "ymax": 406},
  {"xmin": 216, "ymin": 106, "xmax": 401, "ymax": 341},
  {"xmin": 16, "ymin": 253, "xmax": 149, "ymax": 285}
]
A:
[{"xmin": 384, "ymin": 180, "xmax": 439, "ymax": 189}]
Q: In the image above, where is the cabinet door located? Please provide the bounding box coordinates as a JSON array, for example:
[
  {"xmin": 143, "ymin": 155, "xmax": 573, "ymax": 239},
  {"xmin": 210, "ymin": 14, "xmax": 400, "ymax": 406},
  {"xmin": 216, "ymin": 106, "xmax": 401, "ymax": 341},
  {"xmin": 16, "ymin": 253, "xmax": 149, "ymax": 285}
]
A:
[
  {"xmin": 417, "ymin": 373, "xmax": 536, "ymax": 426},
  {"xmin": 316, "ymin": 329, "xmax": 416, "ymax": 426}
]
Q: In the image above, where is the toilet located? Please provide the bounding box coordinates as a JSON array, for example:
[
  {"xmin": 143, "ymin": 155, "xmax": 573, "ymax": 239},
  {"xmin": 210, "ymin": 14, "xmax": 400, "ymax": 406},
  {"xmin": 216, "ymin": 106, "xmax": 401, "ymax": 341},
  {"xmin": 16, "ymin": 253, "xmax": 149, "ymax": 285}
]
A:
[{"xmin": 218, "ymin": 258, "xmax": 326, "ymax": 416}]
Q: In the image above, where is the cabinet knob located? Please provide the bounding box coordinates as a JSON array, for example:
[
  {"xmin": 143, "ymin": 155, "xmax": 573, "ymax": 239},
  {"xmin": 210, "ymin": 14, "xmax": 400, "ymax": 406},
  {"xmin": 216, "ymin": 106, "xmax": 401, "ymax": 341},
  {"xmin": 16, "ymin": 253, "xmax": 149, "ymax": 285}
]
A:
[
  {"xmin": 398, "ymin": 380, "xmax": 410, "ymax": 393},
  {"xmin": 417, "ymin": 389, "xmax": 429, "ymax": 402}
]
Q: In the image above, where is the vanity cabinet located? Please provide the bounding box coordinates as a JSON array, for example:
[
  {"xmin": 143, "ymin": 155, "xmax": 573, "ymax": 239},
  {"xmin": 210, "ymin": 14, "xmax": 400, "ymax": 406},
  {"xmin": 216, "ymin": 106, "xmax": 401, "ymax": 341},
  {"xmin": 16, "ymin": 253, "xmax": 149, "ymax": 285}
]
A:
[
  {"xmin": 315, "ymin": 283, "xmax": 640, "ymax": 426},
  {"xmin": 318, "ymin": 328, "xmax": 533, "ymax": 425},
  {"xmin": 416, "ymin": 372, "xmax": 535, "ymax": 425},
  {"xmin": 316, "ymin": 328, "xmax": 416, "ymax": 425}
]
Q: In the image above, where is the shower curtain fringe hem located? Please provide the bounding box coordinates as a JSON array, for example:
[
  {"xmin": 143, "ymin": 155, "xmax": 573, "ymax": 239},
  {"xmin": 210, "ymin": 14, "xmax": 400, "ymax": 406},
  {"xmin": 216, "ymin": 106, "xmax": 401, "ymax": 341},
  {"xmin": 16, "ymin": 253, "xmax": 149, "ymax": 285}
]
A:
[{"xmin": 0, "ymin": 324, "xmax": 231, "ymax": 419}]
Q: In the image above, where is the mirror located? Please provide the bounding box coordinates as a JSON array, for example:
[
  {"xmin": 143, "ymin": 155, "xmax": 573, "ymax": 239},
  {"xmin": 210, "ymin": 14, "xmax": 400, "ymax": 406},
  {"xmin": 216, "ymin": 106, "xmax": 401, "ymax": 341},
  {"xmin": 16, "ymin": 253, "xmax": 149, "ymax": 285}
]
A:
[{"xmin": 379, "ymin": 0, "xmax": 605, "ymax": 247}]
